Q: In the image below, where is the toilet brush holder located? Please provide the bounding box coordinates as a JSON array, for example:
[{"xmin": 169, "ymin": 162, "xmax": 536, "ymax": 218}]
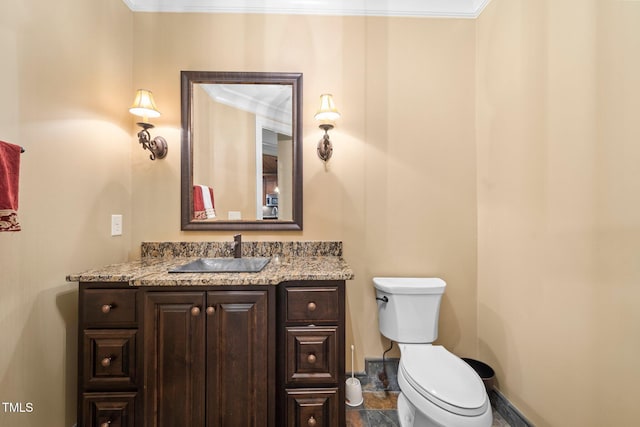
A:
[
  {"xmin": 346, "ymin": 344, "xmax": 363, "ymax": 406},
  {"xmin": 345, "ymin": 377, "xmax": 363, "ymax": 407}
]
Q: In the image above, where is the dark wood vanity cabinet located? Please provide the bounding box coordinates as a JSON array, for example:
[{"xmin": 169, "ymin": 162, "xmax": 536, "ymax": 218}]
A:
[
  {"xmin": 79, "ymin": 285, "xmax": 140, "ymax": 427},
  {"xmin": 78, "ymin": 280, "xmax": 344, "ymax": 427},
  {"xmin": 142, "ymin": 290, "xmax": 272, "ymax": 427},
  {"xmin": 278, "ymin": 281, "xmax": 345, "ymax": 427}
]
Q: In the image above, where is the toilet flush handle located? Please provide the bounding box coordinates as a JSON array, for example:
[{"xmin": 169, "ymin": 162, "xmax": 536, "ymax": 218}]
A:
[{"xmin": 376, "ymin": 296, "xmax": 388, "ymax": 303}]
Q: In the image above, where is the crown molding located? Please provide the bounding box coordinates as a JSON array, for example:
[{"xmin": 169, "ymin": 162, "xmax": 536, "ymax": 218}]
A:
[{"xmin": 122, "ymin": 0, "xmax": 492, "ymax": 18}]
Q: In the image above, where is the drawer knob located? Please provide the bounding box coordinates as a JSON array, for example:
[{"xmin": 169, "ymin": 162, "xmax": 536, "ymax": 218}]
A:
[
  {"xmin": 100, "ymin": 357, "xmax": 112, "ymax": 367},
  {"xmin": 307, "ymin": 415, "xmax": 317, "ymax": 426},
  {"xmin": 307, "ymin": 353, "xmax": 317, "ymax": 364},
  {"xmin": 206, "ymin": 306, "xmax": 216, "ymax": 315},
  {"xmin": 307, "ymin": 301, "xmax": 317, "ymax": 312},
  {"xmin": 101, "ymin": 304, "xmax": 113, "ymax": 314},
  {"xmin": 191, "ymin": 306, "xmax": 201, "ymax": 316}
]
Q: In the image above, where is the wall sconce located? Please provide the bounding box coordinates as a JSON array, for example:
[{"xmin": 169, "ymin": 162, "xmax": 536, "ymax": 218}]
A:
[
  {"xmin": 314, "ymin": 94, "xmax": 341, "ymax": 162},
  {"xmin": 129, "ymin": 89, "xmax": 168, "ymax": 160}
]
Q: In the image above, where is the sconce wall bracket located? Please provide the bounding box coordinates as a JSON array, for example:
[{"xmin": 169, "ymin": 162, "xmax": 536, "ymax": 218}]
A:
[
  {"xmin": 136, "ymin": 122, "xmax": 168, "ymax": 161},
  {"xmin": 317, "ymin": 123, "xmax": 334, "ymax": 162}
]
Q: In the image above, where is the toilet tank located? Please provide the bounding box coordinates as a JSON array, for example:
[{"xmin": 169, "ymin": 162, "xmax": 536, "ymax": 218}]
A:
[{"xmin": 373, "ymin": 277, "xmax": 446, "ymax": 344}]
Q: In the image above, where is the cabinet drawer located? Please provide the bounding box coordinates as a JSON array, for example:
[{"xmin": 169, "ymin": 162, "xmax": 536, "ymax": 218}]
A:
[
  {"xmin": 285, "ymin": 388, "xmax": 338, "ymax": 427},
  {"xmin": 83, "ymin": 330, "xmax": 137, "ymax": 389},
  {"xmin": 286, "ymin": 327, "xmax": 337, "ymax": 384},
  {"xmin": 83, "ymin": 289, "xmax": 137, "ymax": 326},
  {"xmin": 285, "ymin": 287, "xmax": 339, "ymax": 323},
  {"xmin": 82, "ymin": 392, "xmax": 136, "ymax": 427}
]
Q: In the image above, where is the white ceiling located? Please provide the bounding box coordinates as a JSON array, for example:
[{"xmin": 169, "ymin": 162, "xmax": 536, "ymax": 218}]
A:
[{"xmin": 122, "ymin": 0, "xmax": 492, "ymax": 18}]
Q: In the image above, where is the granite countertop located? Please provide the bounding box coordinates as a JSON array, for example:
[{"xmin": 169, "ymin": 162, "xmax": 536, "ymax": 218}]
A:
[{"xmin": 67, "ymin": 241, "xmax": 354, "ymax": 286}]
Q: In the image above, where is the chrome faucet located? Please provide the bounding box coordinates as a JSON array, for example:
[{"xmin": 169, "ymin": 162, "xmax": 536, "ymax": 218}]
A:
[{"xmin": 233, "ymin": 234, "xmax": 242, "ymax": 258}]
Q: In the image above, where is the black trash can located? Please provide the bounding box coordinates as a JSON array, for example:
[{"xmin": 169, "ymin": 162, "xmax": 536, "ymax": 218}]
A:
[{"xmin": 462, "ymin": 358, "xmax": 495, "ymax": 392}]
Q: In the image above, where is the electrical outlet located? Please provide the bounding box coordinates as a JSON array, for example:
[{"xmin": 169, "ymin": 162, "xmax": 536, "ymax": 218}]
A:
[
  {"xmin": 228, "ymin": 211, "xmax": 241, "ymax": 220},
  {"xmin": 111, "ymin": 214, "xmax": 123, "ymax": 236}
]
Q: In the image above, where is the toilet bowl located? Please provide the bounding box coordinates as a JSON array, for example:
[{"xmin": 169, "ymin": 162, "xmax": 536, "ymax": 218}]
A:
[
  {"xmin": 373, "ymin": 277, "xmax": 492, "ymax": 427},
  {"xmin": 397, "ymin": 344, "xmax": 492, "ymax": 427}
]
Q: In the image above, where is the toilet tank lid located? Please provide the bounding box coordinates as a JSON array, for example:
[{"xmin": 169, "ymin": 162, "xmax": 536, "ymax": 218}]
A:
[{"xmin": 373, "ymin": 277, "xmax": 446, "ymax": 294}]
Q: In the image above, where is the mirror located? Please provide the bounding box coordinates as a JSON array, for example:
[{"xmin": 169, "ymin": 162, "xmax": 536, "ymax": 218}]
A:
[{"xmin": 181, "ymin": 71, "xmax": 303, "ymax": 230}]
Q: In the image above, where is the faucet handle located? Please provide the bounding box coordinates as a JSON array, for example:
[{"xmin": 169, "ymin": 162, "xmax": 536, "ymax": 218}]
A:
[{"xmin": 233, "ymin": 234, "xmax": 242, "ymax": 258}]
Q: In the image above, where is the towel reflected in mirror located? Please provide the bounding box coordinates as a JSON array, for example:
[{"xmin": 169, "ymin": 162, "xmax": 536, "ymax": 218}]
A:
[{"xmin": 193, "ymin": 185, "xmax": 216, "ymax": 220}]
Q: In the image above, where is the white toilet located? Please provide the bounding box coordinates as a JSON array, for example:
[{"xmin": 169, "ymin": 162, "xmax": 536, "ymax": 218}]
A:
[{"xmin": 374, "ymin": 277, "xmax": 492, "ymax": 427}]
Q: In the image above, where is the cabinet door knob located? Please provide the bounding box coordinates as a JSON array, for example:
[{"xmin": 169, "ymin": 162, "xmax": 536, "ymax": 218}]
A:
[
  {"xmin": 307, "ymin": 301, "xmax": 317, "ymax": 312},
  {"xmin": 307, "ymin": 415, "xmax": 317, "ymax": 426},
  {"xmin": 191, "ymin": 306, "xmax": 201, "ymax": 316},
  {"xmin": 307, "ymin": 353, "xmax": 317, "ymax": 364},
  {"xmin": 101, "ymin": 304, "xmax": 113, "ymax": 314},
  {"xmin": 100, "ymin": 357, "xmax": 112, "ymax": 367},
  {"xmin": 206, "ymin": 306, "xmax": 216, "ymax": 315}
]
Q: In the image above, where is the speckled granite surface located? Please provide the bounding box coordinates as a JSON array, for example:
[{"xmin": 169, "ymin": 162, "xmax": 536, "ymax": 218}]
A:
[
  {"xmin": 67, "ymin": 241, "xmax": 354, "ymax": 286},
  {"xmin": 141, "ymin": 241, "xmax": 344, "ymax": 258}
]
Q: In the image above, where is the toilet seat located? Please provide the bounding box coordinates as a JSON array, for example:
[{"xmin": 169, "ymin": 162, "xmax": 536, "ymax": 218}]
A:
[{"xmin": 399, "ymin": 345, "xmax": 488, "ymax": 417}]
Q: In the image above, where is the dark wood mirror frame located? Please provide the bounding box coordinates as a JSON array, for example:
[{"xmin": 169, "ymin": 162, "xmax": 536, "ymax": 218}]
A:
[{"xmin": 180, "ymin": 71, "xmax": 303, "ymax": 231}]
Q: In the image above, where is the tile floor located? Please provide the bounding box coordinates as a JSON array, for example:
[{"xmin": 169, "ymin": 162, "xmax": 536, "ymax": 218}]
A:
[{"xmin": 346, "ymin": 390, "xmax": 511, "ymax": 427}]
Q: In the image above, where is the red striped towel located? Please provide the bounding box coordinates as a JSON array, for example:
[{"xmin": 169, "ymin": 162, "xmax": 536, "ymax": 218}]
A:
[
  {"xmin": 193, "ymin": 185, "xmax": 215, "ymax": 220},
  {"xmin": 0, "ymin": 140, "xmax": 21, "ymax": 232}
]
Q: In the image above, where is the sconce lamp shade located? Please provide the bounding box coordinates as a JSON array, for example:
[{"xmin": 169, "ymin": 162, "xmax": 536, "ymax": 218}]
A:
[
  {"xmin": 129, "ymin": 89, "xmax": 161, "ymax": 120},
  {"xmin": 129, "ymin": 89, "xmax": 167, "ymax": 161},
  {"xmin": 314, "ymin": 94, "xmax": 340, "ymax": 122},
  {"xmin": 314, "ymin": 93, "xmax": 340, "ymax": 163}
]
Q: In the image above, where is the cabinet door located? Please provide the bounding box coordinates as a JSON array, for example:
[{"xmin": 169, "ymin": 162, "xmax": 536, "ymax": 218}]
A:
[
  {"xmin": 285, "ymin": 388, "xmax": 338, "ymax": 427},
  {"xmin": 143, "ymin": 292, "xmax": 206, "ymax": 427},
  {"xmin": 83, "ymin": 329, "xmax": 137, "ymax": 389},
  {"xmin": 206, "ymin": 290, "xmax": 269, "ymax": 427},
  {"xmin": 82, "ymin": 392, "xmax": 136, "ymax": 427},
  {"xmin": 285, "ymin": 327, "xmax": 338, "ymax": 385}
]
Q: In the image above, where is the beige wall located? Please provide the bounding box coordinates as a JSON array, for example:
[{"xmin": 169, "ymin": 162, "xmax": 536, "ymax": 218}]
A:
[
  {"xmin": 193, "ymin": 90, "xmax": 256, "ymax": 220},
  {"xmin": 6, "ymin": 1, "xmax": 637, "ymax": 426},
  {"xmin": 130, "ymin": 13, "xmax": 479, "ymax": 370},
  {"xmin": 0, "ymin": 0, "xmax": 133, "ymax": 426},
  {"xmin": 192, "ymin": 84, "xmax": 214, "ymax": 186},
  {"xmin": 477, "ymin": 0, "xmax": 640, "ymax": 425}
]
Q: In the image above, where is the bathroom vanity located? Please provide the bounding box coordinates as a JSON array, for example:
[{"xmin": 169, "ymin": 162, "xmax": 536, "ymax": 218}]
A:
[{"xmin": 69, "ymin": 241, "xmax": 353, "ymax": 427}]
